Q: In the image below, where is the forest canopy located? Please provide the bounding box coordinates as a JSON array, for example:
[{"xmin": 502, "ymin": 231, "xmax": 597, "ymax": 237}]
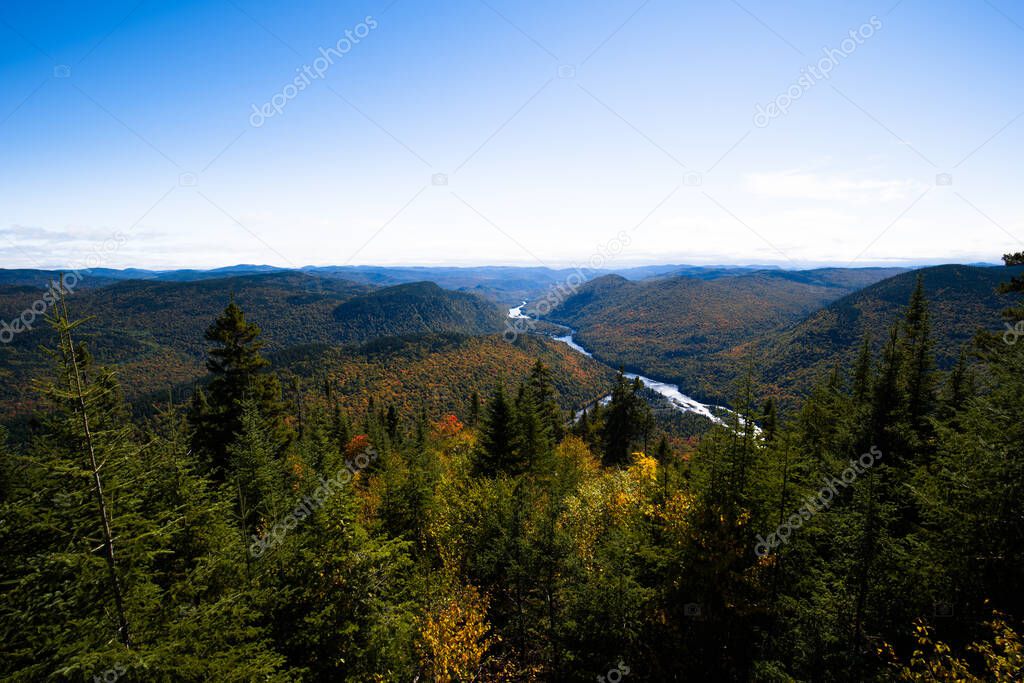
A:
[{"xmin": 1, "ymin": 258, "xmax": 1023, "ymax": 681}]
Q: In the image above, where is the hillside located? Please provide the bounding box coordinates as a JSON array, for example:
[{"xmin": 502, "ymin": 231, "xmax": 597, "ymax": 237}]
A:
[
  {"xmin": 331, "ymin": 281, "xmax": 504, "ymax": 343},
  {"xmin": 749, "ymin": 264, "xmax": 1024, "ymax": 401},
  {"xmin": 542, "ymin": 268, "xmax": 901, "ymax": 402},
  {"xmin": 0, "ymin": 275, "xmax": 501, "ymax": 421},
  {"xmin": 0, "ymin": 264, "xmax": 688, "ymax": 304},
  {"xmin": 275, "ymin": 333, "xmax": 618, "ymax": 422}
]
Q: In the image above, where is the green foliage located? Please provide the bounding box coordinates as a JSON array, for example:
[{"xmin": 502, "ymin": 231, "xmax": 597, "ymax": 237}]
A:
[
  {"xmin": 601, "ymin": 371, "xmax": 652, "ymax": 467},
  {"xmin": 3, "ymin": 264, "xmax": 1023, "ymax": 681},
  {"xmin": 476, "ymin": 385, "xmax": 521, "ymax": 477}
]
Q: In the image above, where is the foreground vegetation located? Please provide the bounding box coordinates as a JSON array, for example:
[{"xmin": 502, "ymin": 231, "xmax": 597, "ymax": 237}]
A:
[{"xmin": 1, "ymin": 254, "xmax": 1022, "ymax": 681}]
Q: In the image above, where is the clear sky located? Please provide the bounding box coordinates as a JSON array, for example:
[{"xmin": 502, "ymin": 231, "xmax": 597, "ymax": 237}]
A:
[{"xmin": 1, "ymin": 0, "xmax": 1022, "ymax": 270}]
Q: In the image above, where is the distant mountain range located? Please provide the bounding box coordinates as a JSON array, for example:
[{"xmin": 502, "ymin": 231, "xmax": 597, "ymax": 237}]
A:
[
  {"xmin": 0, "ymin": 264, "xmax": 690, "ymax": 302},
  {"xmin": 0, "ymin": 272, "xmax": 504, "ymax": 421},
  {"xmin": 0, "ymin": 262, "xmax": 939, "ymax": 303}
]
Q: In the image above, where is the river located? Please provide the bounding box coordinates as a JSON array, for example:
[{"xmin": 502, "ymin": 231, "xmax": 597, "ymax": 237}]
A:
[{"xmin": 509, "ymin": 302, "xmax": 728, "ymax": 425}]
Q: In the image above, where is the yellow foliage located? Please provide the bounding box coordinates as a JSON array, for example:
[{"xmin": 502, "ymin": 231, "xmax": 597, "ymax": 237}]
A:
[
  {"xmin": 559, "ymin": 452, "xmax": 664, "ymax": 565},
  {"xmin": 417, "ymin": 584, "xmax": 495, "ymax": 683},
  {"xmin": 628, "ymin": 452, "xmax": 658, "ymax": 482},
  {"xmin": 555, "ymin": 436, "xmax": 601, "ymax": 475},
  {"xmin": 658, "ymin": 490, "xmax": 695, "ymax": 532},
  {"xmin": 890, "ymin": 611, "xmax": 1024, "ymax": 681}
]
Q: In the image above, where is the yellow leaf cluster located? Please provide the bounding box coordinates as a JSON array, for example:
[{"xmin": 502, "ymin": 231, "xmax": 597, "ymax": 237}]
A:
[
  {"xmin": 893, "ymin": 612, "xmax": 1024, "ymax": 682},
  {"xmin": 417, "ymin": 584, "xmax": 495, "ymax": 683}
]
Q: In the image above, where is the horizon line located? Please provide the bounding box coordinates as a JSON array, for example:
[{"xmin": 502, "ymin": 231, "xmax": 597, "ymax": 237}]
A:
[{"xmin": 0, "ymin": 259, "xmax": 1007, "ymax": 273}]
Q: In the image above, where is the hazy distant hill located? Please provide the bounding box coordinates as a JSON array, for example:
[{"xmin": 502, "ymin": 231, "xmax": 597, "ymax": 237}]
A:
[
  {"xmin": 0, "ymin": 263, "xmax": 769, "ymax": 303},
  {"xmin": 0, "ymin": 269, "xmax": 122, "ymax": 289}
]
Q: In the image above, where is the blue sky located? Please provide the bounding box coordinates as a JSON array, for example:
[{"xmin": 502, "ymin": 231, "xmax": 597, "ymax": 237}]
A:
[{"xmin": 1, "ymin": 0, "xmax": 1022, "ymax": 269}]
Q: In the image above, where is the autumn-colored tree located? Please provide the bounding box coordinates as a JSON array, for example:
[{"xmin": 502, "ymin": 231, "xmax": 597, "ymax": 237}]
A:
[{"xmin": 417, "ymin": 584, "xmax": 498, "ymax": 682}]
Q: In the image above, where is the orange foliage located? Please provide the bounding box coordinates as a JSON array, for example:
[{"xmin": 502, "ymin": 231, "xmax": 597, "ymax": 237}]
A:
[
  {"xmin": 344, "ymin": 434, "xmax": 372, "ymax": 459},
  {"xmin": 432, "ymin": 414, "xmax": 464, "ymax": 438}
]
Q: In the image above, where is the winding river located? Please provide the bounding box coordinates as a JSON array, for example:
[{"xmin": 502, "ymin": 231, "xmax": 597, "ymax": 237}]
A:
[{"xmin": 509, "ymin": 302, "xmax": 727, "ymax": 425}]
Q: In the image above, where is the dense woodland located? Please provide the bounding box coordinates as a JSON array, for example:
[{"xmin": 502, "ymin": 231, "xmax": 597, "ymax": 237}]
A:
[
  {"xmin": 1, "ymin": 254, "xmax": 1023, "ymax": 681},
  {"xmin": 547, "ymin": 264, "xmax": 1024, "ymax": 407}
]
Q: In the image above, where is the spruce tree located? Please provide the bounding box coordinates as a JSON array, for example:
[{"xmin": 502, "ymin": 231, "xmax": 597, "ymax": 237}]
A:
[
  {"xmin": 469, "ymin": 391, "xmax": 481, "ymax": 427},
  {"xmin": 901, "ymin": 275, "xmax": 935, "ymax": 440},
  {"xmin": 475, "ymin": 384, "xmax": 521, "ymax": 476},
  {"xmin": 527, "ymin": 360, "xmax": 564, "ymax": 443},
  {"xmin": 190, "ymin": 301, "xmax": 289, "ymax": 476},
  {"xmin": 332, "ymin": 403, "xmax": 352, "ymax": 454},
  {"xmin": 601, "ymin": 371, "xmax": 649, "ymax": 467},
  {"xmin": 851, "ymin": 334, "xmax": 874, "ymax": 405},
  {"xmin": 761, "ymin": 397, "xmax": 778, "ymax": 443}
]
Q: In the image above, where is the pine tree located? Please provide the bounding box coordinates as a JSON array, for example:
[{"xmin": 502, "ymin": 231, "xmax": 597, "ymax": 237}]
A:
[
  {"xmin": 527, "ymin": 360, "xmax": 564, "ymax": 443},
  {"xmin": 469, "ymin": 391, "xmax": 481, "ymax": 427},
  {"xmin": 332, "ymin": 403, "xmax": 352, "ymax": 454},
  {"xmin": 655, "ymin": 434, "xmax": 672, "ymax": 500},
  {"xmin": 1000, "ymin": 250, "xmax": 1024, "ymax": 298},
  {"xmin": 515, "ymin": 381, "xmax": 553, "ymax": 472},
  {"xmin": 228, "ymin": 398, "xmax": 287, "ymax": 562},
  {"xmin": 851, "ymin": 334, "xmax": 874, "ymax": 405},
  {"xmin": 386, "ymin": 404, "xmax": 401, "ymax": 443},
  {"xmin": 939, "ymin": 348, "xmax": 974, "ymax": 423},
  {"xmin": 761, "ymin": 397, "xmax": 778, "ymax": 443}
]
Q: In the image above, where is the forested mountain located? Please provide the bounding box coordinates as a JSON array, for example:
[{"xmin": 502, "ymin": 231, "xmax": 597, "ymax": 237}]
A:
[
  {"xmin": 542, "ymin": 267, "xmax": 904, "ymax": 403},
  {"xmin": 0, "ymin": 263, "xmax": 689, "ymax": 303},
  {"xmin": 0, "ymin": 274, "xmax": 499, "ymax": 421},
  {"xmin": 275, "ymin": 333, "xmax": 617, "ymax": 421},
  {"xmin": 656, "ymin": 265, "xmax": 908, "ymax": 284},
  {"xmin": 751, "ymin": 264, "xmax": 1024, "ymax": 402},
  {"xmin": 542, "ymin": 264, "xmax": 1020, "ymax": 405},
  {"xmin": 330, "ymin": 281, "xmax": 504, "ymax": 342}
]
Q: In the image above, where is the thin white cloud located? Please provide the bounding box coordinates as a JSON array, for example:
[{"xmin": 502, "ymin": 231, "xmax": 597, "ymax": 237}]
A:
[{"xmin": 745, "ymin": 170, "xmax": 928, "ymax": 203}]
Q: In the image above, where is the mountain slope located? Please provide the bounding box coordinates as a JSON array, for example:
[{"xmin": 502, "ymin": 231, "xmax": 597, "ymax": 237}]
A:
[
  {"xmin": 331, "ymin": 282, "xmax": 504, "ymax": 342},
  {"xmin": 543, "ymin": 268, "xmax": 897, "ymax": 402},
  {"xmin": 0, "ymin": 275, "xmax": 501, "ymax": 421},
  {"xmin": 749, "ymin": 264, "xmax": 1024, "ymax": 401},
  {"xmin": 276, "ymin": 334, "xmax": 618, "ymax": 421}
]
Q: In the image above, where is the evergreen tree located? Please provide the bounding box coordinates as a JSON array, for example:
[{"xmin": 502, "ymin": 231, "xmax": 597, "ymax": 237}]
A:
[
  {"xmin": 527, "ymin": 360, "xmax": 564, "ymax": 443},
  {"xmin": 515, "ymin": 381, "xmax": 553, "ymax": 472},
  {"xmin": 851, "ymin": 333, "xmax": 874, "ymax": 404},
  {"xmin": 475, "ymin": 384, "xmax": 522, "ymax": 476},
  {"xmin": 469, "ymin": 390, "xmax": 481, "ymax": 427},
  {"xmin": 0, "ymin": 285, "xmax": 287, "ymax": 680},
  {"xmin": 761, "ymin": 397, "xmax": 778, "ymax": 443},
  {"xmin": 386, "ymin": 403, "xmax": 401, "ymax": 443},
  {"xmin": 601, "ymin": 371, "xmax": 649, "ymax": 467},
  {"xmin": 1000, "ymin": 250, "xmax": 1024, "ymax": 298},
  {"xmin": 939, "ymin": 347, "xmax": 974, "ymax": 423},
  {"xmin": 190, "ymin": 301, "xmax": 289, "ymax": 476},
  {"xmin": 901, "ymin": 274, "xmax": 936, "ymax": 441},
  {"xmin": 332, "ymin": 403, "xmax": 352, "ymax": 454}
]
